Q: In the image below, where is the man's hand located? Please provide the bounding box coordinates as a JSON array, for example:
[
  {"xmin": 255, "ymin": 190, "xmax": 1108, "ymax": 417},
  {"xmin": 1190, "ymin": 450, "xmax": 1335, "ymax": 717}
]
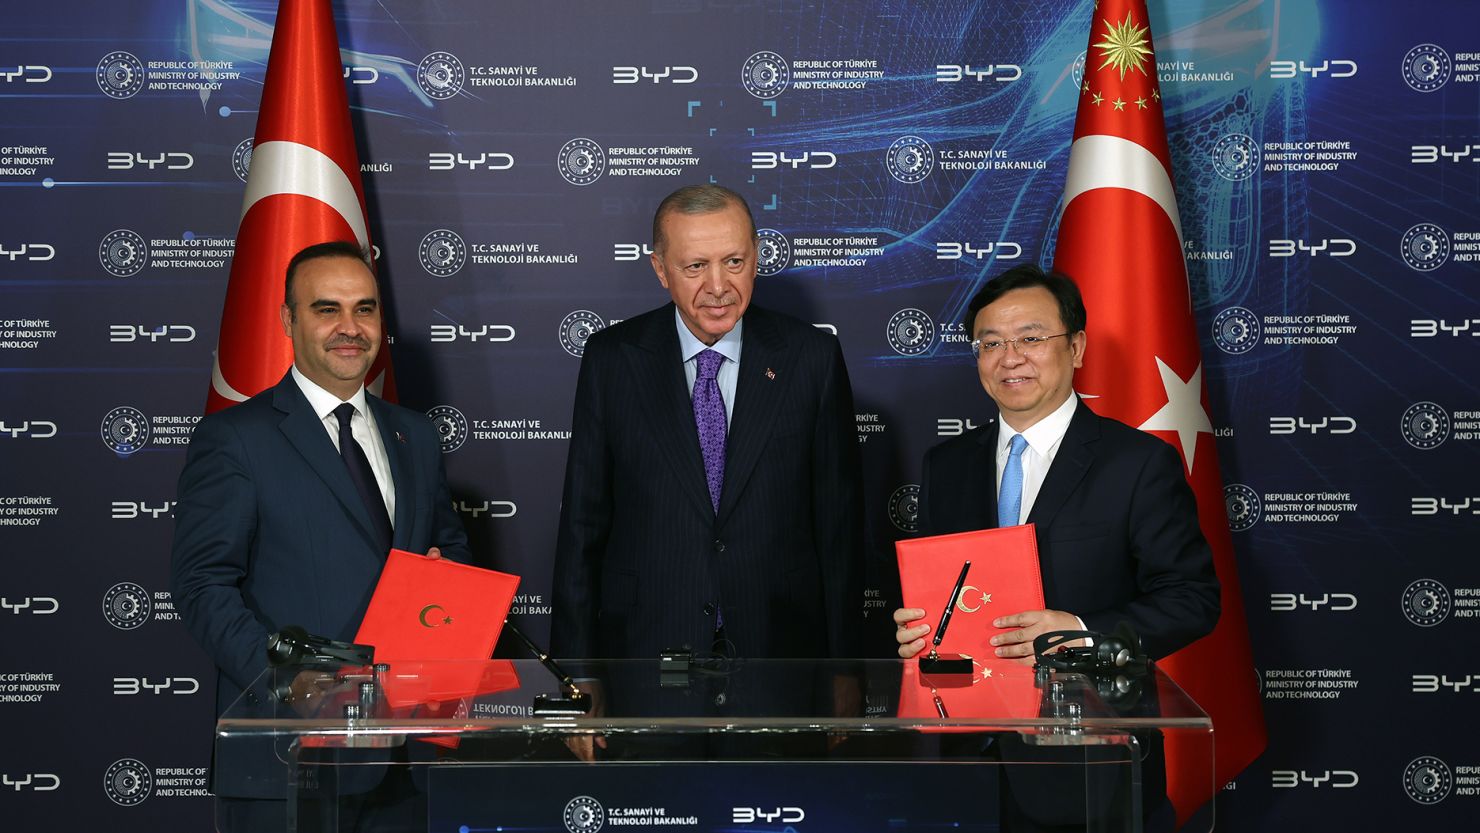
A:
[
  {"xmin": 990, "ymin": 609, "xmax": 1083, "ymax": 663},
  {"xmin": 893, "ymin": 607, "xmax": 931, "ymax": 659},
  {"xmin": 425, "ymin": 547, "xmax": 443, "ymax": 560},
  {"xmin": 563, "ymin": 679, "xmax": 606, "ymax": 762}
]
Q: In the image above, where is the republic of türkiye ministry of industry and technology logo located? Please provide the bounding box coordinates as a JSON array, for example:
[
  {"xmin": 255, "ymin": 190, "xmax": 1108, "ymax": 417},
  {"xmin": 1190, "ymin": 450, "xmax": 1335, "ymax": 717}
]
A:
[
  {"xmin": 557, "ymin": 138, "xmax": 605, "ymax": 186},
  {"xmin": 104, "ymin": 758, "xmax": 152, "ymax": 806},
  {"xmin": 886, "ymin": 308, "xmax": 934, "ymax": 356},
  {"xmin": 96, "ymin": 51, "xmax": 145, "ymax": 99},
  {"xmin": 1400, "ymin": 223, "xmax": 1449, "ymax": 272},
  {"xmin": 1211, "ymin": 133, "xmax": 1259, "ymax": 181},
  {"xmin": 755, "ymin": 229, "xmax": 790, "ymax": 276},
  {"xmin": 1401, "ymin": 579, "xmax": 1451, "ymax": 628},
  {"xmin": 417, "ymin": 51, "xmax": 465, "ymax": 99},
  {"xmin": 1403, "ymin": 756, "xmax": 1452, "ymax": 804},
  {"xmin": 563, "ymin": 796, "xmax": 605, "ymax": 833},
  {"xmin": 1400, "ymin": 401, "xmax": 1449, "ymax": 450},
  {"xmin": 888, "ymin": 484, "xmax": 920, "ymax": 532},
  {"xmin": 232, "ymin": 138, "xmax": 254, "ymax": 182},
  {"xmin": 559, "ymin": 310, "xmax": 607, "ymax": 357},
  {"xmin": 1402, "ymin": 44, "xmax": 1451, "ymax": 93},
  {"xmin": 1211, "ymin": 306, "xmax": 1260, "ymax": 355},
  {"xmin": 426, "ymin": 406, "xmax": 468, "ymax": 453},
  {"xmin": 103, "ymin": 582, "xmax": 152, "ymax": 630},
  {"xmin": 101, "ymin": 406, "xmax": 151, "ymax": 455},
  {"xmin": 885, "ymin": 135, "xmax": 934, "ymax": 183},
  {"xmin": 419, "ymin": 229, "xmax": 467, "ymax": 277},
  {"xmin": 99, "ymin": 230, "xmax": 149, "ymax": 277},
  {"xmin": 741, "ymin": 51, "xmax": 790, "ymax": 99},
  {"xmin": 1223, "ymin": 484, "xmax": 1260, "ymax": 532}
]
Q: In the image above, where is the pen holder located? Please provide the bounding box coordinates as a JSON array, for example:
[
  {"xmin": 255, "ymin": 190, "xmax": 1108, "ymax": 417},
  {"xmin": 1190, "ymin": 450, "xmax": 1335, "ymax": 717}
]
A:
[{"xmin": 918, "ymin": 650, "xmax": 973, "ymax": 675}]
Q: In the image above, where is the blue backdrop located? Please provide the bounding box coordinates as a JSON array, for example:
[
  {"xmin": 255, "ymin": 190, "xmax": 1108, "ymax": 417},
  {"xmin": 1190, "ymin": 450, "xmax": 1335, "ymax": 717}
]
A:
[{"xmin": 2, "ymin": 0, "xmax": 1478, "ymax": 828}]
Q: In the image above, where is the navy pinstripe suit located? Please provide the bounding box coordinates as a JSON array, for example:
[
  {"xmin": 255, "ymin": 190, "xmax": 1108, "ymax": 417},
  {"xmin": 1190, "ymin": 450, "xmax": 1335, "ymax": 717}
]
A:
[{"xmin": 551, "ymin": 303, "xmax": 863, "ymax": 660}]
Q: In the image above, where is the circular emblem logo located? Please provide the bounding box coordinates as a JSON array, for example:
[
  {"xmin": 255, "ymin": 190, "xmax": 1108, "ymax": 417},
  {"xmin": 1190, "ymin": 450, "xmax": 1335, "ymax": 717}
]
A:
[
  {"xmin": 1400, "ymin": 223, "xmax": 1449, "ymax": 272},
  {"xmin": 741, "ymin": 51, "xmax": 790, "ymax": 99},
  {"xmin": 1402, "ymin": 44, "xmax": 1451, "ymax": 93},
  {"xmin": 559, "ymin": 310, "xmax": 607, "ymax": 357},
  {"xmin": 103, "ymin": 758, "xmax": 152, "ymax": 806},
  {"xmin": 96, "ymin": 51, "xmax": 145, "ymax": 99},
  {"xmin": 1070, "ymin": 51, "xmax": 1087, "ymax": 88},
  {"xmin": 426, "ymin": 405, "xmax": 468, "ymax": 454},
  {"xmin": 1211, "ymin": 133, "xmax": 1259, "ymax": 181},
  {"xmin": 102, "ymin": 582, "xmax": 152, "ymax": 630},
  {"xmin": 1401, "ymin": 401, "xmax": 1449, "ymax": 450},
  {"xmin": 888, "ymin": 484, "xmax": 921, "ymax": 532},
  {"xmin": 1223, "ymin": 484, "xmax": 1261, "ymax": 532},
  {"xmin": 563, "ymin": 795, "xmax": 605, "ymax": 833},
  {"xmin": 101, "ymin": 406, "xmax": 151, "ymax": 455},
  {"xmin": 886, "ymin": 135, "xmax": 935, "ymax": 184},
  {"xmin": 417, "ymin": 51, "xmax": 465, "ymax": 100},
  {"xmin": 232, "ymin": 138, "xmax": 254, "ymax": 183},
  {"xmin": 886, "ymin": 308, "xmax": 934, "ymax": 356},
  {"xmin": 1212, "ymin": 306, "xmax": 1260, "ymax": 355},
  {"xmin": 755, "ymin": 228, "xmax": 791, "ymax": 276},
  {"xmin": 419, "ymin": 229, "xmax": 467, "ymax": 277},
  {"xmin": 1401, "ymin": 579, "xmax": 1451, "ymax": 628},
  {"xmin": 557, "ymin": 138, "xmax": 606, "ymax": 186},
  {"xmin": 99, "ymin": 229, "xmax": 149, "ymax": 278},
  {"xmin": 1404, "ymin": 756, "xmax": 1452, "ymax": 804}
]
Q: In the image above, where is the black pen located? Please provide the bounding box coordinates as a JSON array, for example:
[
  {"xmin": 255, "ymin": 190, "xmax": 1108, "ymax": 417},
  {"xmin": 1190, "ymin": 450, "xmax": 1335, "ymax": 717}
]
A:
[{"xmin": 932, "ymin": 560, "xmax": 971, "ymax": 651}]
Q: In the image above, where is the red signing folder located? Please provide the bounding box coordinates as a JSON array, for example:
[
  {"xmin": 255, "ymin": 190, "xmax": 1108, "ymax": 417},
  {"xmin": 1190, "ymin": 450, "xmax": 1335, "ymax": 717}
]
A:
[
  {"xmin": 895, "ymin": 525, "xmax": 1044, "ymax": 662},
  {"xmin": 354, "ymin": 549, "xmax": 520, "ymax": 663}
]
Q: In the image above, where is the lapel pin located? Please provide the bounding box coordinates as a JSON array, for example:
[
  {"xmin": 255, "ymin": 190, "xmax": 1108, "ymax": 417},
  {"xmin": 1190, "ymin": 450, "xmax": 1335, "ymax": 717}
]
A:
[
  {"xmin": 765, "ymin": 367, "xmax": 776, "ymax": 381},
  {"xmin": 395, "ymin": 431, "xmax": 407, "ymax": 444}
]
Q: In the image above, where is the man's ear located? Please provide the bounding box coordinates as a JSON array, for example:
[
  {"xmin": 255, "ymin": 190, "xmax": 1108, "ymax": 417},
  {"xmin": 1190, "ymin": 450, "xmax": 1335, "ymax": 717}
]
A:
[
  {"xmin": 279, "ymin": 303, "xmax": 293, "ymax": 337},
  {"xmin": 650, "ymin": 250, "xmax": 670, "ymax": 290},
  {"xmin": 1070, "ymin": 330, "xmax": 1086, "ymax": 368}
]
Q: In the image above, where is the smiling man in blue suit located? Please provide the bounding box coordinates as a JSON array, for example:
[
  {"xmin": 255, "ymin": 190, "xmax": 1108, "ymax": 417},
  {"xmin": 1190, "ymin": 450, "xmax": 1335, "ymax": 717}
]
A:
[
  {"xmin": 551, "ymin": 184, "xmax": 863, "ymax": 664},
  {"xmin": 171, "ymin": 240, "xmax": 468, "ymax": 830}
]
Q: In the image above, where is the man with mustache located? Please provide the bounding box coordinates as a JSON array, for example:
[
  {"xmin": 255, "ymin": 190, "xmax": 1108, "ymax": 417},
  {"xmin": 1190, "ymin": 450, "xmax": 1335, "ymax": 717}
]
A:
[
  {"xmin": 552, "ymin": 184, "xmax": 864, "ymax": 665},
  {"xmin": 171, "ymin": 241, "xmax": 468, "ymax": 831}
]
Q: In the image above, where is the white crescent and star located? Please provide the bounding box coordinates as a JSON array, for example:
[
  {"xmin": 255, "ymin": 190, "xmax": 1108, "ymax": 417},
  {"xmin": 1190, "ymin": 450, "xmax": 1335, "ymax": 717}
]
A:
[{"xmin": 955, "ymin": 586, "xmax": 992, "ymax": 613}]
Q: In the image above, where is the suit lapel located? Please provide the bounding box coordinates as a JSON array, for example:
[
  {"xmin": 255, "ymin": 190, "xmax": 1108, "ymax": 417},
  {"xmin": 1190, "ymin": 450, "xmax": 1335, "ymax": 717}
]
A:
[
  {"xmin": 628, "ymin": 307, "xmax": 715, "ymax": 520},
  {"xmin": 1025, "ymin": 400, "xmax": 1098, "ymax": 529},
  {"xmin": 976, "ymin": 420, "xmax": 1002, "ymax": 528},
  {"xmin": 272, "ymin": 375, "xmax": 381, "ymax": 552},
  {"xmin": 368, "ymin": 396, "xmax": 411, "ymax": 549},
  {"xmin": 716, "ymin": 308, "xmax": 791, "ymax": 524}
]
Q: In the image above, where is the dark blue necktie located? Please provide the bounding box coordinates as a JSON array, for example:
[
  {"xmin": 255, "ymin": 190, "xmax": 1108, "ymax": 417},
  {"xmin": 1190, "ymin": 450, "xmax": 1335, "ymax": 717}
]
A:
[
  {"xmin": 334, "ymin": 403, "xmax": 392, "ymax": 553},
  {"xmin": 998, "ymin": 433, "xmax": 1028, "ymax": 528}
]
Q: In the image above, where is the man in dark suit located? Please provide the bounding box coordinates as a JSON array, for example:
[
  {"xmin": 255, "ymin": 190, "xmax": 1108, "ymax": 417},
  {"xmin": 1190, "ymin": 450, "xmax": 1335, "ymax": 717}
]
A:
[
  {"xmin": 552, "ymin": 184, "xmax": 863, "ymax": 664},
  {"xmin": 171, "ymin": 241, "xmax": 469, "ymax": 829},
  {"xmin": 893, "ymin": 264, "xmax": 1218, "ymax": 661}
]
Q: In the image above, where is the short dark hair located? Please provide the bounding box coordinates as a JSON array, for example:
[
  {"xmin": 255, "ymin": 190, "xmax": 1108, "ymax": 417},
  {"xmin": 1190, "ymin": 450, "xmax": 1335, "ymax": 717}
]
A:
[
  {"xmin": 284, "ymin": 241, "xmax": 373, "ymax": 308},
  {"xmin": 651, "ymin": 184, "xmax": 756, "ymax": 252},
  {"xmin": 962, "ymin": 263, "xmax": 1087, "ymax": 335}
]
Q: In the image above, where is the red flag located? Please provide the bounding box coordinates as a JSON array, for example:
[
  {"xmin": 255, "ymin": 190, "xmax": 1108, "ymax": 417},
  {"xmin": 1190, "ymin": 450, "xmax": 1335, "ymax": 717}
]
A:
[
  {"xmin": 206, "ymin": 0, "xmax": 394, "ymax": 413},
  {"xmin": 1053, "ymin": 0, "xmax": 1266, "ymax": 820}
]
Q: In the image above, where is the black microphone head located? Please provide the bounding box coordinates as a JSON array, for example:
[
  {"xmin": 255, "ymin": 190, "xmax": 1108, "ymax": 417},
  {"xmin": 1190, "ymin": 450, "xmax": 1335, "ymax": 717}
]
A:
[{"xmin": 265, "ymin": 624, "xmax": 310, "ymax": 666}]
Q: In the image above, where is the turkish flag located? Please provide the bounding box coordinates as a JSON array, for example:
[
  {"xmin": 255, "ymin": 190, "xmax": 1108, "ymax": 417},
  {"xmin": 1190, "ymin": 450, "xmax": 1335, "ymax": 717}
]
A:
[
  {"xmin": 205, "ymin": 0, "xmax": 394, "ymax": 413},
  {"xmin": 1053, "ymin": 0, "xmax": 1266, "ymax": 821}
]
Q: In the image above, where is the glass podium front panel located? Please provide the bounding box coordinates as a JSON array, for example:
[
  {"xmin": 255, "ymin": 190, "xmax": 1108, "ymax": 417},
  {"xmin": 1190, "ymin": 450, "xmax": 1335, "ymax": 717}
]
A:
[{"xmin": 216, "ymin": 658, "xmax": 1213, "ymax": 833}]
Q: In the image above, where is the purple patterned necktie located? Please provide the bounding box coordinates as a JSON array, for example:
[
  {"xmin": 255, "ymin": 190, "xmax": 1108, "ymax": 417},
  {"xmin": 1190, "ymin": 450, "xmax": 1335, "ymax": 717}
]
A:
[{"xmin": 693, "ymin": 349, "xmax": 727, "ymax": 513}]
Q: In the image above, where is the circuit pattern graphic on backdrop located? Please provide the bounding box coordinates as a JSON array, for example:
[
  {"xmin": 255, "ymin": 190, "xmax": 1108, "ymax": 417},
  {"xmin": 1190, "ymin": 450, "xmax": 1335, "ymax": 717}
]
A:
[{"xmin": 1, "ymin": 0, "xmax": 1477, "ymax": 828}]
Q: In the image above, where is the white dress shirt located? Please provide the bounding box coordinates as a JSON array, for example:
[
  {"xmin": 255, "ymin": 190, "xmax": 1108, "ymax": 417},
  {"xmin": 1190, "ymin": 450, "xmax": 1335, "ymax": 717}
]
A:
[
  {"xmin": 291, "ymin": 365, "xmax": 396, "ymax": 524},
  {"xmin": 676, "ymin": 308, "xmax": 743, "ymax": 429},
  {"xmin": 995, "ymin": 391, "xmax": 1086, "ymax": 628}
]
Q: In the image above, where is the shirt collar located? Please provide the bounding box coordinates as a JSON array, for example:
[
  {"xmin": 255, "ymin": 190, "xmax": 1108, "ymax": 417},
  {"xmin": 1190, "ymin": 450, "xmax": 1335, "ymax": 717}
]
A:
[
  {"xmin": 674, "ymin": 306, "xmax": 743, "ymax": 365},
  {"xmin": 997, "ymin": 392, "xmax": 1078, "ymax": 456},
  {"xmin": 291, "ymin": 364, "xmax": 369, "ymax": 422}
]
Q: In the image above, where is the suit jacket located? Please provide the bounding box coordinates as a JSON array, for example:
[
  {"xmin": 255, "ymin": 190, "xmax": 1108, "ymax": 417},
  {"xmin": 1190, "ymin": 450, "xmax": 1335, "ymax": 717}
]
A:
[
  {"xmin": 170, "ymin": 372, "xmax": 469, "ymax": 795},
  {"xmin": 551, "ymin": 303, "xmax": 863, "ymax": 661},
  {"xmin": 918, "ymin": 399, "xmax": 1218, "ymax": 660}
]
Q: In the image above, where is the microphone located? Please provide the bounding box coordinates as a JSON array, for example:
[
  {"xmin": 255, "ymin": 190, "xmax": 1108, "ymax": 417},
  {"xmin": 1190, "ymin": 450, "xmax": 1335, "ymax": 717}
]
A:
[
  {"xmin": 503, "ymin": 618, "xmax": 592, "ymax": 715},
  {"xmin": 265, "ymin": 625, "xmax": 375, "ymax": 668}
]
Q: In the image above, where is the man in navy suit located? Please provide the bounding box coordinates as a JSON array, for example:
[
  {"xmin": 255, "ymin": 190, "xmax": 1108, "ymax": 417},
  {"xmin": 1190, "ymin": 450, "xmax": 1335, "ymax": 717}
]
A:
[
  {"xmin": 893, "ymin": 264, "xmax": 1218, "ymax": 661},
  {"xmin": 171, "ymin": 241, "xmax": 469, "ymax": 828},
  {"xmin": 552, "ymin": 184, "xmax": 863, "ymax": 664}
]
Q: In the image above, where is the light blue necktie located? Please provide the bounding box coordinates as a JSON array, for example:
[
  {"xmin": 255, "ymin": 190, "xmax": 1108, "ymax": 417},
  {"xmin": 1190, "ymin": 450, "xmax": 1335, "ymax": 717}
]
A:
[{"xmin": 998, "ymin": 433, "xmax": 1028, "ymax": 527}]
